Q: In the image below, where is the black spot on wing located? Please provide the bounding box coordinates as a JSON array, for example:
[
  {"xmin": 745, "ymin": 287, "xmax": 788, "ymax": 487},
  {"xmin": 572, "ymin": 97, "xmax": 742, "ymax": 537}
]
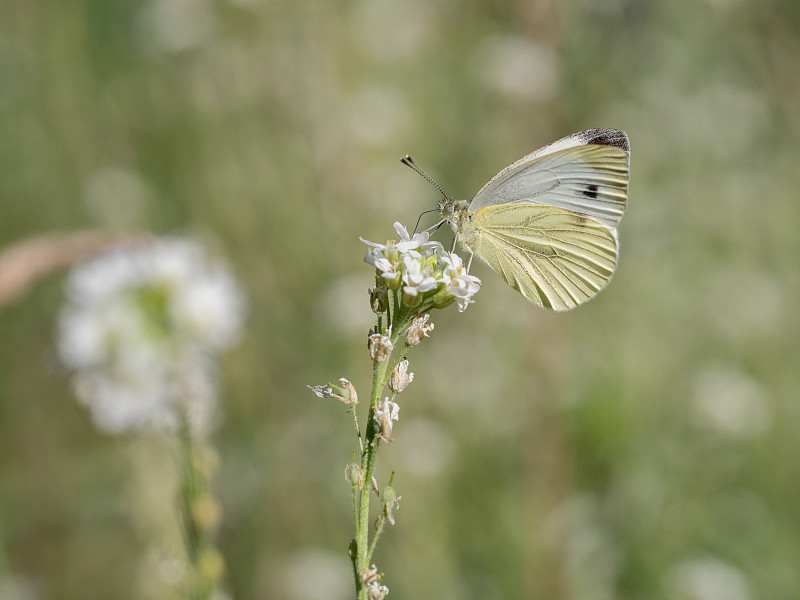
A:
[
  {"xmin": 581, "ymin": 129, "xmax": 630, "ymax": 152},
  {"xmin": 582, "ymin": 183, "xmax": 599, "ymax": 199}
]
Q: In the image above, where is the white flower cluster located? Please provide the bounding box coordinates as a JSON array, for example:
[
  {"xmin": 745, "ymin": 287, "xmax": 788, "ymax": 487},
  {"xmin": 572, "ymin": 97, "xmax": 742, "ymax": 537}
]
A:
[
  {"xmin": 58, "ymin": 238, "xmax": 245, "ymax": 436},
  {"xmin": 361, "ymin": 223, "xmax": 480, "ymax": 312}
]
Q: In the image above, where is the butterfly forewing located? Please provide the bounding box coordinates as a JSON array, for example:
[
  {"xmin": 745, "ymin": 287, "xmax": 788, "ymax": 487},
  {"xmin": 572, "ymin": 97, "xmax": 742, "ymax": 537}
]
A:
[
  {"xmin": 468, "ymin": 203, "xmax": 618, "ymax": 311},
  {"xmin": 468, "ymin": 129, "xmax": 630, "ymax": 230}
]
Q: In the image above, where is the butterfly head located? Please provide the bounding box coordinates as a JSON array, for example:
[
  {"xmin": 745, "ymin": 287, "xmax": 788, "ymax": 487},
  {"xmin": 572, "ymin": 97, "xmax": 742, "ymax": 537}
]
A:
[{"xmin": 438, "ymin": 197, "xmax": 469, "ymax": 222}]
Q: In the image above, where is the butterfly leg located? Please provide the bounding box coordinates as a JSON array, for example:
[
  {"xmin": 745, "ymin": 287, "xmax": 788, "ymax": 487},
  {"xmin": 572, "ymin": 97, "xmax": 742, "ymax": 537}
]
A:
[
  {"xmin": 449, "ymin": 231, "xmax": 459, "ymax": 253},
  {"xmin": 448, "ymin": 231, "xmax": 473, "ymax": 271},
  {"xmin": 418, "ymin": 215, "xmax": 446, "ymax": 236}
]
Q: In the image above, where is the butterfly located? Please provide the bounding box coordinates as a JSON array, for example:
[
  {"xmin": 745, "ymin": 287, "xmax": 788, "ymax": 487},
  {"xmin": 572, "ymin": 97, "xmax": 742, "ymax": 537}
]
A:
[{"xmin": 403, "ymin": 129, "xmax": 630, "ymax": 311}]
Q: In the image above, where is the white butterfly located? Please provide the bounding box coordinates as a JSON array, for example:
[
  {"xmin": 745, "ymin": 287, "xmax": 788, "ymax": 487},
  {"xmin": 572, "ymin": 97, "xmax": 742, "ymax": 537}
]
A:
[{"xmin": 405, "ymin": 129, "xmax": 630, "ymax": 311}]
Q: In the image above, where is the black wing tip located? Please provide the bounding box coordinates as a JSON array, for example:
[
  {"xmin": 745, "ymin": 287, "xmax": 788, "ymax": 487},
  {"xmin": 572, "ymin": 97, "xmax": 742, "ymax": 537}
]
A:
[{"xmin": 580, "ymin": 128, "xmax": 630, "ymax": 153}]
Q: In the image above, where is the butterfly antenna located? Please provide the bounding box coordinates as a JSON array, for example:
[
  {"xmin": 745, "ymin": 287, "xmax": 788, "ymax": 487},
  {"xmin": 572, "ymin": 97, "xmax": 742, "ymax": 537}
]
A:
[{"xmin": 401, "ymin": 155, "xmax": 450, "ymax": 202}]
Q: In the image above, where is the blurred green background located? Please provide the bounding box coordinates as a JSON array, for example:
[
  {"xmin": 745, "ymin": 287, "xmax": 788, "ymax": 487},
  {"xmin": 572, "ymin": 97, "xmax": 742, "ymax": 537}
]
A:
[{"xmin": 2, "ymin": 0, "xmax": 800, "ymax": 598}]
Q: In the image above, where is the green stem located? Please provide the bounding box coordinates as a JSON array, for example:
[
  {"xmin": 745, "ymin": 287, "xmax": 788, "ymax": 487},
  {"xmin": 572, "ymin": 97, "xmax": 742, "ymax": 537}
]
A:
[
  {"xmin": 351, "ymin": 406, "xmax": 363, "ymax": 454},
  {"xmin": 366, "ymin": 514, "xmax": 386, "ymax": 567},
  {"xmin": 178, "ymin": 427, "xmax": 223, "ymax": 600},
  {"xmin": 351, "ymin": 453, "xmax": 360, "ymax": 534},
  {"xmin": 352, "ymin": 291, "xmax": 419, "ymax": 598},
  {"xmin": 353, "ymin": 346, "xmax": 396, "ymax": 599},
  {"xmin": 179, "ymin": 428, "xmax": 202, "ymax": 563}
]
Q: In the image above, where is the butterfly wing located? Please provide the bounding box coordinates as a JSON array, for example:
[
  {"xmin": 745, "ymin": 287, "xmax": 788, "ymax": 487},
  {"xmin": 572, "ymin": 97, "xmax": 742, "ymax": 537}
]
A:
[
  {"xmin": 464, "ymin": 203, "xmax": 618, "ymax": 311},
  {"xmin": 468, "ymin": 129, "xmax": 630, "ymax": 230}
]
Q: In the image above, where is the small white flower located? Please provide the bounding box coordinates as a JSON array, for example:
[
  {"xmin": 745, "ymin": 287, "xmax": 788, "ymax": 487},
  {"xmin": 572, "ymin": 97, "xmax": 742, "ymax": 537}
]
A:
[
  {"xmin": 360, "ymin": 222, "xmax": 428, "ymax": 254},
  {"xmin": 363, "ymin": 247, "xmax": 404, "ymax": 290},
  {"xmin": 361, "ymin": 223, "xmax": 443, "ymax": 290},
  {"xmin": 418, "ymin": 238, "xmax": 446, "ymax": 260},
  {"xmin": 373, "ymin": 398, "xmax": 400, "ymax": 443},
  {"xmin": 449, "ymin": 274, "xmax": 482, "ymax": 311},
  {"xmin": 400, "ymin": 254, "xmax": 437, "ymax": 297},
  {"xmin": 366, "ymin": 582, "xmax": 390, "ymax": 600},
  {"xmin": 438, "ymin": 251, "xmax": 463, "ymax": 272},
  {"xmin": 390, "ymin": 221, "xmax": 429, "ymax": 252},
  {"xmin": 440, "ymin": 251, "xmax": 481, "ymax": 311},
  {"xmin": 364, "ymin": 250, "xmax": 395, "ymax": 276}
]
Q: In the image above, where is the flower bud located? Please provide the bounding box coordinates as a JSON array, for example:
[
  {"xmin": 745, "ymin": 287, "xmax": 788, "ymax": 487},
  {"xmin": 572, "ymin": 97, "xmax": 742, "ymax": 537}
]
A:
[
  {"xmin": 384, "ymin": 271, "xmax": 402, "ymax": 290},
  {"xmin": 388, "ymin": 359, "xmax": 414, "ymax": 393},
  {"xmin": 380, "ymin": 484, "xmax": 397, "ymax": 506},
  {"xmin": 381, "ymin": 485, "xmax": 401, "ymax": 526},
  {"xmin": 191, "ymin": 494, "xmax": 222, "ymax": 532},
  {"xmin": 196, "ymin": 547, "xmax": 225, "ymax": 586},
  {"xmin": 337, "ymin": 378, "xmax": 358, "ymax": 405},
  {"xmin": 369, "ymin": 286, "xmax": 388, "ymax": 313},
  {"xmin": 401, "ymin": 290, "xmax": 424, "ymax": 308},
  {"xmin": 191, "ymin": 445, "xmax": 221, "ymax": 479},
  {"xmin": 430, "ymin": 286, "xmax": 457, "ymax": 309},
  {"xmin": 346, "ymin": 463, "xmax": 364, "ymax": 489}
]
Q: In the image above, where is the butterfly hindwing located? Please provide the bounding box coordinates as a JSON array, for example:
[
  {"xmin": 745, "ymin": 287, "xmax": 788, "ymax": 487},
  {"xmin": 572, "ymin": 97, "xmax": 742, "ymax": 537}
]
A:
[{"xmin": 466, "ymin": 203, "xmax": 618, "ymax": 311}]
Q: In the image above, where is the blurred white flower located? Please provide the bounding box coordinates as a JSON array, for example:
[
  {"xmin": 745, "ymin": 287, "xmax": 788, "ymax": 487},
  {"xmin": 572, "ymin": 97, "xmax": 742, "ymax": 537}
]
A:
[
  {"xmin": 137, "ymin": 0, "xmax": 215, "ymax": 55},
  {"xmin": 279, "ymin": 548, "xmax": 352, "ymax": 600},
  {"xmin": 471, "ymin": 34, "xmax": 560, "ymax": 104},
  {"xmin": 666, "ymin": 556, "xmax": 752, "ymax": 600},
  {"xmin": 543, "ymin": 493, "xmax": 621, "ymax": 600},
  {"xmin": 691, "ymin": 362, "xmax": 771, "ymax": 439},
  {"xmin": 0, "ymin": 574, "xmax": 36, "ymax": 600},
  {"xmin": 58, "ymin": 238, "xmax": 245, "ymax": 437}
]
